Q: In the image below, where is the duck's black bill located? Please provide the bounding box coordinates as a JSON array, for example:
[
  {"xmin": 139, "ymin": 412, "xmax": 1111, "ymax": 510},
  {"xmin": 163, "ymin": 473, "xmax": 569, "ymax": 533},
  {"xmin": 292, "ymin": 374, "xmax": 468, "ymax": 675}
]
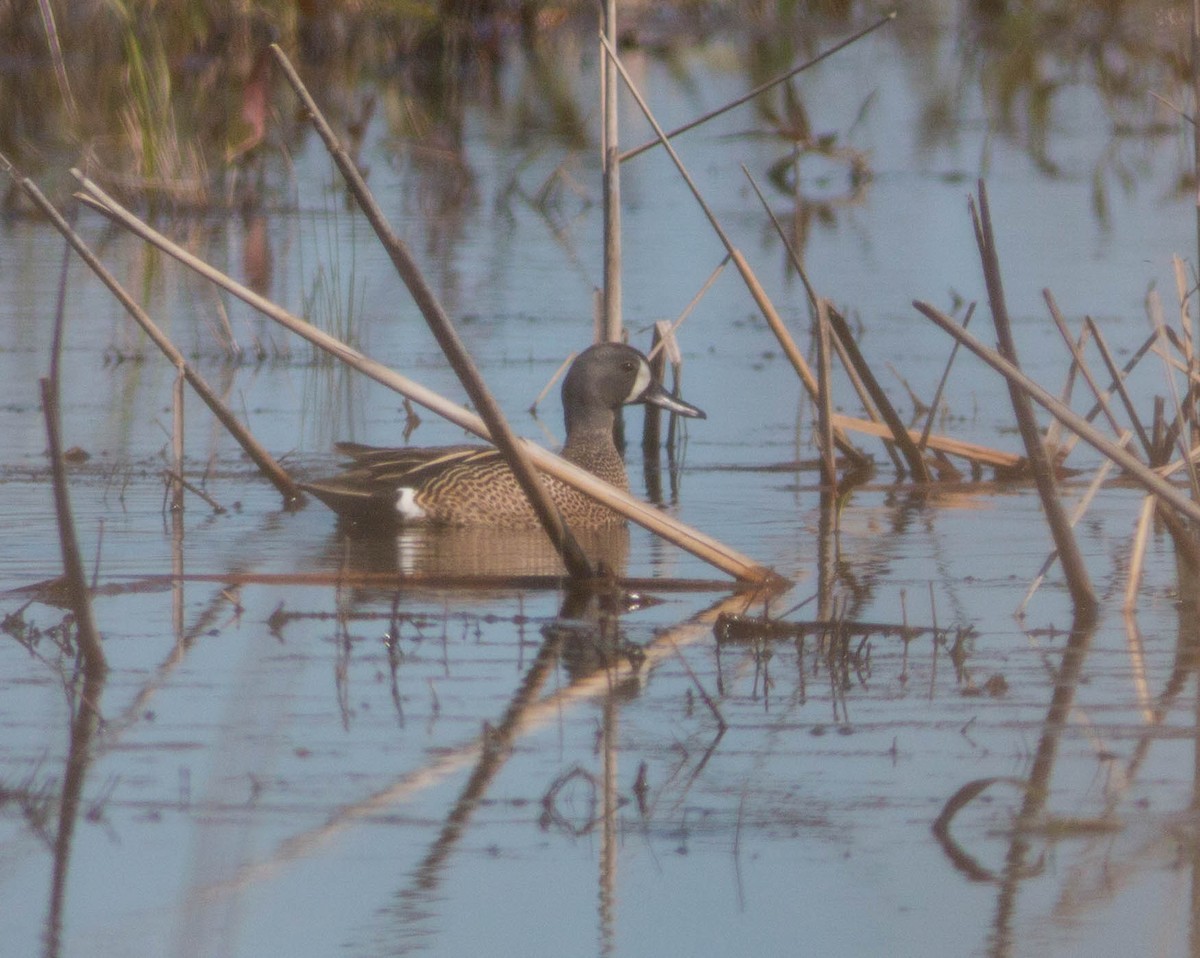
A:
[{"xmin": 641, "ymin": 381, "xmax": 706, "ymax": 419}]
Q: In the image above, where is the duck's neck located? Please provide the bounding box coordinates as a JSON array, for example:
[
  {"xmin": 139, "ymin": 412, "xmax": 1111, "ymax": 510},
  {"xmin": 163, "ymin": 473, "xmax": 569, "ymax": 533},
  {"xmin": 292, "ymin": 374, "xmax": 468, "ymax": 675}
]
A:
[{"xmin": 562, "ymin": 411, "xmax": 629, "ymax": 490}]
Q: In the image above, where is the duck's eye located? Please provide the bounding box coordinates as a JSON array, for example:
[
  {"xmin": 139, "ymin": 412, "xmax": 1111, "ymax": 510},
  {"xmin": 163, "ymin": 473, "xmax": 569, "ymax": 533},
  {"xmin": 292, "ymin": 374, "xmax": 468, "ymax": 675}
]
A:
[{"xmin": 622, "ymin": 361, "xmax": 636, "ymax": 372}]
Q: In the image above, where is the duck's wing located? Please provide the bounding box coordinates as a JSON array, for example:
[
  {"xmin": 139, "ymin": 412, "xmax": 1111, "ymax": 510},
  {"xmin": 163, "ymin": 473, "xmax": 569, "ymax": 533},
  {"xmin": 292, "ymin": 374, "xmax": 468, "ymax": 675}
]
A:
[
  {"xmin": 302, "ymin": 443, "xmax": 500, "ymax": 524},
  {"xmin": 331, "ymin": 443, "xmax": 499, "ymax": 486}
]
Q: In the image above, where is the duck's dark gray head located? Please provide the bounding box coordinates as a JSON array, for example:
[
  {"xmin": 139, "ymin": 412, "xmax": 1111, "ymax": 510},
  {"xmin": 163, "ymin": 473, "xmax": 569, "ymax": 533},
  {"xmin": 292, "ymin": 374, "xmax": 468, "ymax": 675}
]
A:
[{"xmin": 561, "ymin": 343, "xmax": 705, "ymax": 434}]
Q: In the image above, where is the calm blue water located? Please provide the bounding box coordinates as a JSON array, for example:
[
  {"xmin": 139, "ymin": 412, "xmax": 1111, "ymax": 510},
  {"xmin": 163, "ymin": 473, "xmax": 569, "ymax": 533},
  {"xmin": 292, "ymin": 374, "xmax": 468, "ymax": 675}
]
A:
[{"xmin": 3, "ymin": 7, "xmax": 1200, "ymax": 957}]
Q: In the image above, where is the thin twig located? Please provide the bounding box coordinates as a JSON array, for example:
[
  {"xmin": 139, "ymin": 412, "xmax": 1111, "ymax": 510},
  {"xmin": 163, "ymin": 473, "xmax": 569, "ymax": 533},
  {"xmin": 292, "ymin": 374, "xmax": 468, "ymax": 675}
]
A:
[
  {"xmin": 814, "ymin": 299, "xmax": 838, "ymax": 488},
  {"xmin": 919, "ymin": 303, "xmax": 975, "ymax": 453},
  {"xmin": 1082, "ymin": 317, "xmax": 1155, "ymax": 460},
  {"xmin": 619, "ymin": 11, "xmax": 898, "ymax": 162},
  {"xmin": 646, "ymin": 255, "xmax": 730, "ymax": 363},
  {"xmin": 1044, "ymin": 290, "xmax": 1127, "ymax": 446},
  {"xmin": 162, "ymin": 470, "xmax": 227, "ymax": 514}
]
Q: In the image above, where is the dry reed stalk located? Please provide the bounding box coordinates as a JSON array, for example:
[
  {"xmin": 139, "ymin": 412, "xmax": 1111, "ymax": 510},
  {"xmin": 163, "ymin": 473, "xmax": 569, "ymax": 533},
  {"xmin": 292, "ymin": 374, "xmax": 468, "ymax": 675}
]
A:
[
  {"xmin": 74, "ymin": 175, "xmax": 776, "ymax": 585},
  {"xmin": 1055, "ymin": 327, "xmax": 1157, "ymax": 462},
  {"xmin": 829, "ymin": 329, "xmax": 905, "ymax": 474},
  {"xmin": 600, "ymin": 33, "xmax": 868, "ymax": 464},
  {"xmin": 970, "ymin": 185, "xmax": 1097, "ymax": 616},
  {"xmin": 162, "ymin": 470, "xmax": 226, "ymax": 513},
  {"xmin": 741, "ymin": 164, "xmax": 898, "ymax": 471},
  {"xmin": 619, "ymin": 11, "xmax": 897, "ymax": 163},
  {"xmin": 913, "ymin": 298, "xmax": 1200, "ymax": 527},
  {"xmin": 1123, "ymin": 494, "xmax": 1157, "ymax": 613},
  {"xmin": 1044, "ymin": 291, "xmax": 1127, "ymax": 447},
  {"xmin": 827, "ymin": 307, "xmax": 931, "ymax": 481},
  {"xmin": 7, "ymin": 170, "xmax": 305, "ymax": 505},
  {"xmin": 646, "ymin": 255, "xmax": 729, "ymax": 364},
  {"xmin": 827, "ymin": 415, "xmax": 1022, "ymax": 469},
  {"xmin": 1042, "ymin": 322, "xmax": 1088, "ymax": 453},
  {"xmin": 642, "ymin": 322, "xmax": 667, "ymax": 453},
  {"xmin": 601, "ymin": 0, "xmax": 622, "ymax": 342},
  {"xmin": 269, "ymin": 46, "xmax": 596, "ymax": 581},
  {"xmin": 1146, "ymin": 289, "xmax": 1200, "ymax": 500},
  {"xmin": 814, "ymin": 299, "xmax": 838, "ymax": 488},
  {"xmin": 528, "ymin": 352, "xmax": 576, "ymax": 416},
  {"xmin": 919, "ymin": 303, "xmax": 975, "ymax": 453},
  {"xmin": 1082, "ymin": 318, "xmax": 1155, "ymax": 459}
]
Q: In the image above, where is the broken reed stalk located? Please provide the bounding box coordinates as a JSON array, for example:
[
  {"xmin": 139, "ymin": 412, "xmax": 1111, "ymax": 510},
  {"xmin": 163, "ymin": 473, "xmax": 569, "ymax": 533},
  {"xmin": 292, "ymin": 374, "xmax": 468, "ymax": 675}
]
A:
[
  {"xmin": 826, "ymin": 414, "xmax": 1021, "ymax": 469},
  {"xmin": 826, "ymin": 307, "xmax": 931, "ymax": 481},
  {"xmin": 646, "ymin": 254, "xmax": 730, "ymax": 364},
  {"xmin": 619, "ymin": 10, "xmax": 897, "ymax": 163},
  {"xmin": 1043, "ymin": 319, "xmax": 1088, "ymax": 452},
  {"xmin": 600, "ymin": 34, "xmax": 865, "ymax": 465},
  {"xmin": 600, "ymin": 0, "xmax": 622, "ymax": 342},
  {"xmin": 741, "ymin": 164, "xmax": 901, "ymax": 472},
  {"xmin": 7, "ymin": 170, "xmax": 305, "ymax": 506},
  {"xmin": 40, "ymin": 378, "xmax": 105, "ymax": 674},
  {"xmin": 1044, "ymin": 291, "xmax": 1129, "ymax": 448},
  {"xmin": 814, "ymin": 299, "xmax": 838, "ymax": 488},
  {"xmin": 969, "ymin": 184, "xmax": 1097, "ymax": 616},
  {"xmin": 1056, "ymin": 327, "xmax": 1157, "ymax": 462},
  {"xmin": 919, "ymin": 303, "xmax": 974, "ymax": 454},
  {"xmin": 913, "ymin": 298, "xmax": 1200, "ymax": 528},
  {"xmin": 828, "ymin": 328, "xmax": 905, "ymax": 474},
  {"xmin": 269, "ymin": 45, "xmax": 594, "ymax": 582},
  {"xmin": 73, "ymin": 176, "xmax": 776, "ymax": 585},
  {"xmin": 1146, "ymin": 289, "xmax": 1200, "ymax": 501},
  {"xmin": 1082, "ymin": 317, "xmax": 1155, "ymax": 459},
  {"xmin": 643, "ymin": 322, "xmax": 666, "ymax": 453}
]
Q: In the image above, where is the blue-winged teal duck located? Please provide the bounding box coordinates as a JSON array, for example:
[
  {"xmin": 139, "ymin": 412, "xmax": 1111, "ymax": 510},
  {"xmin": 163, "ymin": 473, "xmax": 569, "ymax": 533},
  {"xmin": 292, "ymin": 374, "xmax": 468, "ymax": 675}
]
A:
[{"xmin": 302, "ymin": 342, "xmax": 705, "ymax": 529}]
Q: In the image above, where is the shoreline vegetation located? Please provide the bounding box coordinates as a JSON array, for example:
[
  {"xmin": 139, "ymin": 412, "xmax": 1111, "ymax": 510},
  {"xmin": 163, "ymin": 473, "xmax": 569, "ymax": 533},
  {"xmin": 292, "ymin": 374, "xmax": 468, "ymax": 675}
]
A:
[{"xmin": 3, "ymin": 1, "xmax": 1194, "ymax": 212}]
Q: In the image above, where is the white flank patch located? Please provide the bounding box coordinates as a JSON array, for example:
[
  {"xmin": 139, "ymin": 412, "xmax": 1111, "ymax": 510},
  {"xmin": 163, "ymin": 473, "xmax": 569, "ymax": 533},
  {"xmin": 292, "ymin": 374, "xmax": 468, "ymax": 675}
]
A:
[
  {"xmin": 394, "ymin": 487, "xmax": 427, "ymax": 521},
  {"xmin": 624, "ymin": 359, "xmax": 652, "ymax": 404}
]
